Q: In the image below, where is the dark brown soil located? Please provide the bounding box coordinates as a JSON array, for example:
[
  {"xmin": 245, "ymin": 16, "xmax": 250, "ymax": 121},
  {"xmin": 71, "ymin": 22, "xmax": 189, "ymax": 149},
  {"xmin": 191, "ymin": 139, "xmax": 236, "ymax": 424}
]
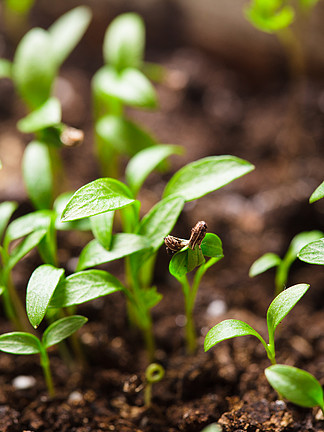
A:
[{"xmin": 0, "ymin": 5, "xmax": 324, "ymax": 432}]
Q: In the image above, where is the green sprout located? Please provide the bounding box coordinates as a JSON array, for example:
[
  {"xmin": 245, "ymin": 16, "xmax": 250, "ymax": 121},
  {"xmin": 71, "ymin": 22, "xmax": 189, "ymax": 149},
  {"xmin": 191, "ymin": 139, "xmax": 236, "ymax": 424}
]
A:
[
  {"xmin": 144, "ymin": 362, "xmax": 165, "ymax": 407},
  {"xmin": 0, "ymin": 315, "xmax": 87, "ymax": 397},
  {"xmin": 92, "ymin": 12, "xmax": 165, "ymax": 178},
  {"xmin": 167, "ymin": 222, "xmax": 223, "ymax": 354},
  {"xmin": 265, "ymin": 364, "xmax": 324, "ymax": 414},
  {"xmin": 1, "ymin": 7, "xmax": 92, "ymax": 210},
  {"xmin": 60, "ymin": 153, "xmax": 254, "ymax": 359},
  {"xmin": 249, "ymin": 230, "xmax": 323, "ymax": 295},
  {"xmin": 204, "ymin": 283, "xmax": 309, "ymax": 365},
  {"xmin": 245, "ymin": 0, "xmax": 319, "ymax": 79}
]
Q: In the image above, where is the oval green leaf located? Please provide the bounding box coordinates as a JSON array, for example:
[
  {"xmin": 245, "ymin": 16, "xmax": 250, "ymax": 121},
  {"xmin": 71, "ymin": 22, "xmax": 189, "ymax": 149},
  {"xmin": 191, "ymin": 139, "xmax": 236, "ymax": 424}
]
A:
[
  {"xmin": 93, "ymin": 66, "xmax": 157, "ymax": 109},
  {"xmin": 17, "ymin": 97, "xmax": 61, "ymax": 133},
  {"xmin": 267, "ymin": 283, "xmax": 310, "ymax": 337},
  {"xmin": 163, "ymin": 155, "xmax": 254, "ymax": 202},
  {"xmin": 310, "ymin": 181, "xmax": 324, "ymax": 203},
  {"xmin": 22, "ymin": 141, "xmax": 53, "ymax": 210},
  {"xmin": 13, "ymin": 28, "xmax": 55, "ymax": 109},
  {"xmin": 298, "ymin": 238, "xmax": 324, "ymax": 265},
  {"xmin": 48, "ymin": 6, "xmax": 92, "ymax": 68},
  {"xmin": 26, "ymin": 264, "xmax": 65, "ymax": 328},
  {"xmin": 0, "ymin": 59, "xmax": 12, "ymax": 79},
  {"xmin": 265, "ymin": 365, "xmax": 324, "ymax": 410},
  {"xmin": 96, "ymin": 115, "xmax": 157, "ymax": 157},
  {"xmin": 77, "ymin": 233, "xmax": 151, "ymax": 271},
  {"xmin": 61, "ymin": 178, "xmax": 135, "ymax": 222},
  {"xmin": 0, "ymin": 332, "xmax": 40, "ymax": 355},
  {"xmin": 204, "ymin": 319, "xmax": 265, "ymax": 352},
  {"xmin": 90, "ymin": 211, "xmax": 114, "ymax": 249},
  {"xmin": 0, "ymin": 201, "xmax": 18, "ymax": 241},
  {"xmin": 126, "ymin": 145, "xmax": 183, "ymax": 196},
  {"xmin": 249, "ymin": 253, "xmax": 281, "ymax": 277},
  {"xmin": 7, "ymin": 229, "xmax": 47, "ymax": 271},
  {"xmin": 103, "ymin": 12, "xmax": 145, "ymax": 71},
  {"xmin": 201, "ymin": 233, "xmax": 223, "ymax": 259},
  {"xmin": 42, "ymin": 315, "xmax": 88, "ymax": 349},
  {"xmin": 50, "ymin": 269, "xmax": 124, "ymax": 308}
]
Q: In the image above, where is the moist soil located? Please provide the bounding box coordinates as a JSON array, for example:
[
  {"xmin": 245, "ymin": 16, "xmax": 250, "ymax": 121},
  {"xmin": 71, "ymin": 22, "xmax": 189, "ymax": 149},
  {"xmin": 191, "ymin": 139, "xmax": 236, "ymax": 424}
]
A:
[{"xmin": 0, "ymin": 14, "xmax": 324, "ymax": 432}]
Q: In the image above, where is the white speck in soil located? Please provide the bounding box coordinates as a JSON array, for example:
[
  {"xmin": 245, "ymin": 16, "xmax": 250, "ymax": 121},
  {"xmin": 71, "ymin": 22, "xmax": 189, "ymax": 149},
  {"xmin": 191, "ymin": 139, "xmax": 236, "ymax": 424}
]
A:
[
  {"xmin": 206, "ymin": 299, "xmax": 227, "ymax": 317},
  {"xmin": 12, "ymin": 375, "xmax": 36, "ymax": 390}
]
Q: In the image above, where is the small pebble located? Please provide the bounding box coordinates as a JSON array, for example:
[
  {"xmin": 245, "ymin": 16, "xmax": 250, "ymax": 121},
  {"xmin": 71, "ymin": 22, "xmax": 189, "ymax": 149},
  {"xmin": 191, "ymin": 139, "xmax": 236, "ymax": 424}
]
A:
[
  {"xmin": 274, "ymin": 400, "xmax": 287, "ymax": 410},
  {"xmin": 12, "ymin": 375, "xmax": 36, "ymax": 390},
  {"xmin": 175, "ymin": 314, "xmax": 187, "ymax": 327},
  {"xmin": 206, "ymin": 299, "xmax": 227, "ymax": 317},
  {"xmin": 68, "ymin": 391, "xmax": 83, "ymax": 404}
]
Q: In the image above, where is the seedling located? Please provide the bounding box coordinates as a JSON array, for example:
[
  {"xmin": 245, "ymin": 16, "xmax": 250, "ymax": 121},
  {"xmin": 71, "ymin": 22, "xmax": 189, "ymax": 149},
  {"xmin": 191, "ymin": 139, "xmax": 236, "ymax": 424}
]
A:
[
  {"xmin": 92, "ymin": 12, "xmax": 163, "ymax": 178},
  {"xmin": 1, "ymin": 7, "xmax": 91, "ymax": 209},
  {"xmin": 265, "ymin": 364, "xmax": 324, "ymax": 414},
  {"xmin": 249, "ymin": 230, "xmax": 323, "ymax": 295},
  {"xmin": 204, "ymin": 283, "xmax": 309, "ymax": 365},
  {"xmin": 61, "ymin": 153, "xmax": 254, "ymax": 358},
  {"xmin": 167, "ymin": 222, "xmax": 224, "ymax": 353},
  {"xmin": 0, "ymin": 315, "xmax": 87, "ymax": 396},
  {"xmin": 144, "ymin": 362, "xmax": 165, "ymax": 407}
]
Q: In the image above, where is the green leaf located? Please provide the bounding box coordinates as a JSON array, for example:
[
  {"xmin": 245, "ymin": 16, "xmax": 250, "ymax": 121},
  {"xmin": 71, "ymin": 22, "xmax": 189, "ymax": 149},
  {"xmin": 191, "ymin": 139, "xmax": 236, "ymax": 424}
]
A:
[
  {"xmin": 137, "ymin": 196, "xmax": 185, "ymax": 251},
  {"xmin": 126, "ymin": 145, "xmax": 183, "ymax": 196},
  {"xmin": 245, "ymin": 2, "xmax": 295, "ymax": 33},
  {"xmin": 50, "ymin": 269, "xmax": 124, "ymax": 308},
  {"xmin": 0, "ymin": 59, "xmax": 12, "ymax": 79},
  {"xmin": 204, "ymin": 319, "xmax": 265, "ymax": 352},
  {"xmin": 22, "ymin": 141, "xmax": 53, "ymax": 210},
  {"xmin": 267, "ymin": 283, "xmax": 310, "ymax": 337},
  {"xmin": 42, "ymin": 315, "xmax": 87, "ymax": 349},
  {"xmin": 93, "ymin": 66, "xmax": 157, "ymax": 109},
  {"xmin": 26, "ymin": 264, "xmax": 65, "ymax": 328},
  {"xmin": 0, "ymin": 332, "xmax": 40, "ymax": 355},
  {"xmin": 137, "ymin": 285, "xmax": 162, "ymax": 310},
  {"xmin": 299, "ymin": 0, "xmax": 319, "ymax": 11},
  {"xmin": 4, "ymin": 210, "xmax": 52, "ymax": 247},
  {"xmin": 7, "ymin": 229, "xmax": 46, "ymax": 271},
  {"xmin": 187, "ymin": 246, "xmax": 205, "ymax": 272},
  {"xmin": 163, "ymin": 155, "xmax": 254, "ymax": 202},
  {"xmin": 201, "ymin": 233, "xmax": 223, "ymax": 259},
  {"xmin": 265, "ymin": 365, "xmax": 324, "ymax": 410},
  {"xmin": 77, "ymin": 233, "xmax": 151, "ymax": 271},
  {"xmin": 48, "ymin": 6, "xmax": 92, "ymax": 68},
  {"xmin": 287, "ymin": 231, "xmax": 323, "ymax": 261},
  {"xmin": 169, "ymin": 247, "xmax": 189, "ymax": 278},
  {"xmin": 17, "ymin": 98, "xmax": 61, "ymax": 133},
  {"xmin": 298, "ymin": 238, "xmax": 324, "ymax": 265},
  {"xmin": 0, "ymin": 201, "xmax": 17, "ymax": 242},
  {"xmin": 53, "ymin": 192, "xmax": 91, "ymax": 231},
  {"xmin": 90, "ymin": 211, "xmax": 114, "ymax": 249},
  {"xmin": 310, "ymin": 181, "xmax": 324, "ymax": 203},
  {"xmin": 103, "ymin": 13, "xmax": 145, "ymax": 71},
  {"xmin": 96, "ymin": 115, "xmax": 157, "ymax": 158},
  {"xmin": 12, "ymin": 28, "xmax": 55, "ymax": 109},
  {"xmin": 249, "ymin": 253, "xmax": 281, "ymax": 277},
  {"xmin": 61, "ymin": 178, "xmax": 135, "ymax": 222}
]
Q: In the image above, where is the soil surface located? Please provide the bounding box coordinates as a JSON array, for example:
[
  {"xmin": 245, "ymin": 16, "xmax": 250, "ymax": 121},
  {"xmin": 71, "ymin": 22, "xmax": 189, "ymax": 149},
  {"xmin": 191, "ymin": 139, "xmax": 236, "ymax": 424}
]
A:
[{"xmin": 0, "ymin": 6, "xmax": 324, "ymax": 432}]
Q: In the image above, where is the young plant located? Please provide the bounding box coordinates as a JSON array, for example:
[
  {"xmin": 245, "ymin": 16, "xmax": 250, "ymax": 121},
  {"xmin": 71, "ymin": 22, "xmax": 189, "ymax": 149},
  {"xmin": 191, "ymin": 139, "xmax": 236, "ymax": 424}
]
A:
[
  {"xmin": 166, "ymin": 222, "xmax": 224, "ymax": 353},
  {"xmin": 298, "ymin": 180, "xmax": 324, "ymax": 265},
  {"xmin": 265, "ymin": 364, "xmax": 324, "ymax": 414},
  {"xmin": 245, "ymin": 0, "xmax": 318, "ymax": 78},
  {"xmin": 92, "ymin": 12, "xmax": 162, "ymax": 178},
  {"xmin": 2, "ymin": 7, "xmax": 91, "ymax": 209},
  {"xmin": 204, "ymin": 283, "xmax": 309, "ymax": 365},
  {"xmin": 0, "ymin": 315, "xmax": 87, "ymax": 396},
  {"xmin": 144, "ymin": 362, "xmax": 165, "ymax": 407},
  {"xmin": 249, "ymin": 230, "xmax": 323, "ymax": 295},
  {"xmin": 61, "ymin": 153, "xmax": 254, "ymax": 359}
]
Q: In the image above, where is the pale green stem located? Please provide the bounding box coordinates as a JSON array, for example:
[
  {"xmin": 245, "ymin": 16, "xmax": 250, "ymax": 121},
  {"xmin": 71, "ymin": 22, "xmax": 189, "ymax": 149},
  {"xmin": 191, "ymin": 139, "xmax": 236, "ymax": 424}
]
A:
[{"xmin": 39, "ymin": 345, "xmax": 55, "ymax": 397}]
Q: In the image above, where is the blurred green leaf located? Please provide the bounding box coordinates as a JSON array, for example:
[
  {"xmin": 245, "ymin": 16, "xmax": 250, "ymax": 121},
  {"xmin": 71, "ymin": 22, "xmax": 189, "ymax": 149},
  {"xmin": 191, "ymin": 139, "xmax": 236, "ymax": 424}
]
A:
[
  {"xmin": 249, "ymin": 253, "xmax": 281, "ymax": 277},
  {"xmin": 17, "ymin": 98, "xmax": 61, "ymax": 133}
]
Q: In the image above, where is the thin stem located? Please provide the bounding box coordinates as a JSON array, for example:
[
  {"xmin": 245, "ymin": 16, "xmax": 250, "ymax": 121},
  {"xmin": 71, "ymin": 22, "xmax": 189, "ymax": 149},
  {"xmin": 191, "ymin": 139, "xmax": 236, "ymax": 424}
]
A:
[
  {"xmin": 180, "ymin": 275, "xmax": 197, "ymax": 354},
  {"xmin": 144, "ymin": 383, "xmax": 152, "ymax": 407},
  {"xmin": 39, "ymin": 345, "xmax": 55, "ymax": 397},
  {"xmin": 6, "ymin": 274, "xmax": 31, "ymax": 332}
]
